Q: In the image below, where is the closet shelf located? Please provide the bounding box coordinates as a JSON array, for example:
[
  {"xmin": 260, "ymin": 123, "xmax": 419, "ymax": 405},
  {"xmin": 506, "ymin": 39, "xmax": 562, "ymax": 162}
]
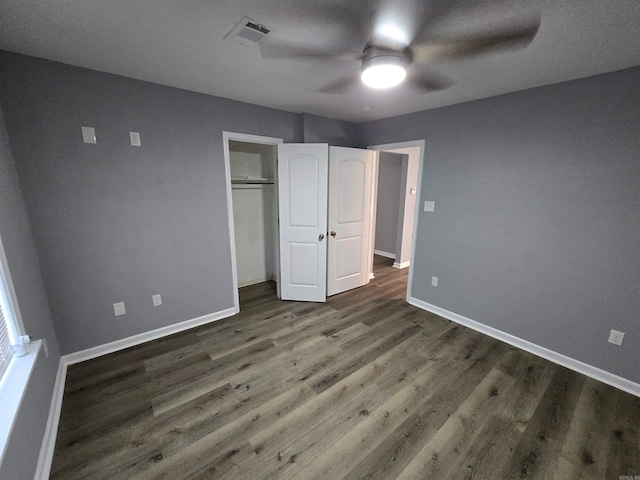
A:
[{"xmin": 231, "ymin": 177, "xmax": 274, "ymax": 185}]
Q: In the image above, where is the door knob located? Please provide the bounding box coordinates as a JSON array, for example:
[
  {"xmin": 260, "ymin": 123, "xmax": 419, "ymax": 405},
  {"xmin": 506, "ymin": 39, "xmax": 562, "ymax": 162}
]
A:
[
  {"xmin": 318, "ymin": 234, "xmax": 325, "ymax": 241},
  {"xmin": 330, "ymin": 231, "xmax": 337, "ymax": 237}
]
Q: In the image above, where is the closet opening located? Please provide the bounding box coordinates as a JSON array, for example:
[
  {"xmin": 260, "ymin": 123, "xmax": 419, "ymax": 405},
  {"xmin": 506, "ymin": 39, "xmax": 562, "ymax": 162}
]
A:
[{"xmin": 223, "ymin": 132, "xmax": 283, "ymax": 312}]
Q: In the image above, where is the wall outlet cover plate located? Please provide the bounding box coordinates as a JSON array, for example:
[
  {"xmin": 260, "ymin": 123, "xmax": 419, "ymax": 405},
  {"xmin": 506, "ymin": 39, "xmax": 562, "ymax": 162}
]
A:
[
  {"xmin": 130, "ymin": 131, "xmax": 141, "ymax": 146},
  {"xmin": 608, "ymin": 329, "xmax": 625, "ymax": 346},
  {"xmin": 113, "ymin": 302, "xmax": 126, "ymax": 316},
  {"xmin": 81, "ymin": 126, "xmax": 96, "ymax": 144}
]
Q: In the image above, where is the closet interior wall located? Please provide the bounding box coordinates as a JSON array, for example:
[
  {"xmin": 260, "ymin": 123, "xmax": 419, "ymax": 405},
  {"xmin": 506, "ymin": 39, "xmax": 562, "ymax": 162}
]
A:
[{"xmin": 229, "ymin": 141, "xmax": 278, "ymax": 288}]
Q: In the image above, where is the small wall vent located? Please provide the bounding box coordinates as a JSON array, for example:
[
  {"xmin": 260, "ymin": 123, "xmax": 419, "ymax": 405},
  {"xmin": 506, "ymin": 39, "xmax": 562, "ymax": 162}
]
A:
[{"xmin": 225, "ymin": 17, "xmax": 271, "ymax": 48}]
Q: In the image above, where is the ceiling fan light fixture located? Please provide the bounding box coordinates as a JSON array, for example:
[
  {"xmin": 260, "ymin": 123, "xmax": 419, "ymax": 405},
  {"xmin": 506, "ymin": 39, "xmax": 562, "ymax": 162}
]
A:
[{"xmin": 361, "ymin": 49, "xmax": 408, "ymax": 89}]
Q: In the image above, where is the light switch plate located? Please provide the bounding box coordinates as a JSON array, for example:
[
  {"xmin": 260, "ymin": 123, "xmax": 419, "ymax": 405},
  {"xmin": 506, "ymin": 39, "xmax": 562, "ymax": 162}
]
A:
[
  {"xmin": 152, "ymin": 294, "xmax": 162, "ymax": 306},
  {"xmin": 410, "ymin": 187, "xmax": 416, "ymax": 195},
  {"xmin": 113, "ymin": 302, "xmax": 126, "ymax": 316},
  {"xmin": 81, "ymin": 126, "xmax": 96, "ymax": 144},
  {"xmin": 424, "ymin": 201, "xmax": 435, "ymax": 212},
  {"xmin": 129, "ymin": 131, "xmax": 141, "ymax": 147}
]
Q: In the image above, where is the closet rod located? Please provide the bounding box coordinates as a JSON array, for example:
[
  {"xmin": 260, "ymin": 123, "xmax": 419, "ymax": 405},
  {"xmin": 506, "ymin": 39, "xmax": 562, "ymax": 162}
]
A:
[{"xmin": 231, "ymin": 178, "xmax": 274, "ymax": 185}]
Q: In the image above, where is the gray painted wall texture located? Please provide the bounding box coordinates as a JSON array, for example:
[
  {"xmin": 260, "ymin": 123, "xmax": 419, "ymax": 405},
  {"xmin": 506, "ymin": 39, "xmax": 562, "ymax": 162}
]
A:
[
  {"xmin": 375, "ymin": 152, "xmax": 403, "ymax": 255},
  {"xmin": 0, "ymin": 51, "xmax": 303, "ymax": 354},
  {"xmin": 302, "ymin": 113, "xmax": 361, "ymax": 147},
  {"xmin": 1, "ymin": 50, "xmax": 639, "ymax": 478},
  {"xmin": 0, "ymin": 104, "xmax": 61, "ymax": 480},
  {"xmin": 360, "ymin": 67, "xmax": 640, "ymax": 383}
]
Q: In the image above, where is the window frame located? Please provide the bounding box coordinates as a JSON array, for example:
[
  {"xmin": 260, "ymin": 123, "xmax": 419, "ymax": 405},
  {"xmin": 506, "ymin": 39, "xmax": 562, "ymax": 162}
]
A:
[
  {"xmin": 0, "ymin": 233, "xmax": 39, "ymax": 467},
  {"xmin": 0, "ymin": 234, "xmax": 26, "ymax": 344}
]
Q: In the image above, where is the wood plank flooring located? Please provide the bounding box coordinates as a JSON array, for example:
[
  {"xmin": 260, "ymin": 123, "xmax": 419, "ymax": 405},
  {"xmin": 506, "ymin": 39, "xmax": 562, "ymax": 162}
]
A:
[{"xmin": 51, "ymin": 256, "xmax": 640, "ymax": 479}]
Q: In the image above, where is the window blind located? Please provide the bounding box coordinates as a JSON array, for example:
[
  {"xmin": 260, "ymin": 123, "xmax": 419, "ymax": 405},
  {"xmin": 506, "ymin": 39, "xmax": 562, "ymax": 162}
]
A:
[{"xmin": 0, "ymin": 300, "xmax": 12, "ymax": 380}]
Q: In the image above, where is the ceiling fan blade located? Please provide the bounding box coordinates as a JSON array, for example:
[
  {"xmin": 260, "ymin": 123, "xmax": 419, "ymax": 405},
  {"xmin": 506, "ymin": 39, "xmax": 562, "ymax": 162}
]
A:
[
  {"xmin": 406, "ymin": 67, "xmax": 453, "ymax": 94},
  {"xmin": 259, "ymin": 42, "xmax": 361, "ymax": 61},
  {"xmin": 317, "ymin": 71, "xmax": 362, "ymax": 94},
  {"xmin": 259, "ymin": 4, "xmax": 366, "ymax": 61},
  {"xmin": 412, "ymin": 17, "xmax": 540, "ymax": 61}
]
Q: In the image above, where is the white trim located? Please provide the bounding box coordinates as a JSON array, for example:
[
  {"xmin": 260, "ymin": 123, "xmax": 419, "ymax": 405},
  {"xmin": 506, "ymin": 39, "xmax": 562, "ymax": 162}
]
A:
[
  {"xmin": 374, "ymin": 249, "xmax": 395, "ymax": 259},
  {"xmin": 222, "ymin": 131, "xmax": 283, "ymax": 311},
  {"xmin": 64, "ymin": 307, "xmax": 236, "ymax": 365},
  {"xmin": 237, "ymin": 276, "xmax": 273, "ymax": 288},
  {"xmin": 0, "ymin": 235, "xmax": 26, "ymax": 336},
  {"xmin": 368, "ymin": 140, "xmax": 426, "ymax": 303},
  {"xmin": 34, "ymin": 306, "xmax": 237, "ymax": 479},
  {"xmin": 367, "ymin": 151, "xmax": 380, "ymax": 282},
  {"xmin": 408, "ymin": 296, "xmax": 640, "ymax": 398},
  {"xmin": 34, "ymin": 355, "xmax": 66, "ymax": 480},
  {"xmin": 0, "ymin": 340, "xmax": 41, "ymax": 467},
  {"xmin": 392, "ymin": 261, "xmax": 410, "ymax": 269}
]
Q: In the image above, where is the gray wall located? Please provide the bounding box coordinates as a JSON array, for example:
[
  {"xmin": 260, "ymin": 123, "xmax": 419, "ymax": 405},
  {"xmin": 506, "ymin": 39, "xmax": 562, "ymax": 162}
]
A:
[
  {"xmin": 0, "ymin": 51, "xmax": 304, "ymax": 354},
  {"xmin": 0, "ymin": 104, "xmax": 60, "ymax": 479},
  {"xmin": 302, "ymin": 113, "xmax": 360, "ymax": 147},
  {"xmin": 374, "ymin": 152, "xmax": 403, "ymax": 256},
  {"xmin": 360, "ymin": 66, "xmax": 640, "ymax": 383}
]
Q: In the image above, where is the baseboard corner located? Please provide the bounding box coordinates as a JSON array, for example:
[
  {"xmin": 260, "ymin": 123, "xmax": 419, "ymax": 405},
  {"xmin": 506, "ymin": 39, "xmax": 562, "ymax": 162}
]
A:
[
  {"xmin": 407, "ymin": 296, "xmax": 640, "ymax": 398},
  {"xmin": 33, "ymin": 306, "xmax": 237, "ymax": 478}
]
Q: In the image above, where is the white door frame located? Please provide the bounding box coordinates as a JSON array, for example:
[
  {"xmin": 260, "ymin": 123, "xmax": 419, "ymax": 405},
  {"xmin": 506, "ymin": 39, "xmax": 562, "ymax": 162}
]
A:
[
  {"xmin": 367, "ymin": 140, "xmax": 426, "ymax": 302},
  {"xmin": 222, "ymin": 131, "xmax": 284, "ymax": 313}
]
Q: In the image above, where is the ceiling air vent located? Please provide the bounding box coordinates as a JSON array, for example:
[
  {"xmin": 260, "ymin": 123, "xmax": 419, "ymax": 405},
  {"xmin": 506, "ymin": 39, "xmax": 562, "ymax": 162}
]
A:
[{"xmin": 225, "ymin": 17, "xmax": 271, "ymax": 48}]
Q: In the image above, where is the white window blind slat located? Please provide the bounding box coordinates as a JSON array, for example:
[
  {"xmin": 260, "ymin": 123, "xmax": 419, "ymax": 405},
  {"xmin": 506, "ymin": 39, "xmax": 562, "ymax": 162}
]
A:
[{"xmin": 0, "ymin": 302, "xmax": 13, "ymax": 380}]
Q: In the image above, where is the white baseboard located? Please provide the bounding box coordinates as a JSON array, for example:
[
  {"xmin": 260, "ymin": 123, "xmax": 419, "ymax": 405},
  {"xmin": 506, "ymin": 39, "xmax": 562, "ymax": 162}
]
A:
[
  {"xmin": 34, "ymin": 358, "xmax": 67, "ymax": 480},
  {"xmin": 408, "ymin": 296, "xmax": 640, "ymax": 398},
  {"xmin": 374, "ymin": 249, "xmax": 395, "ymax": 259},
  {"xmin": 34, "ymin": 306, "xmax": 237, "ymax": 479},
  {"xmin": 64, "ymin": 307, "xmax": 236, "ymax": 365},
  {"xmin": 238, "ymin": 276, "xmax": 272, "ymax": 288},
  {"xmin": 393, "ymin": 261, "xmax": 410, "ymax": 269}
]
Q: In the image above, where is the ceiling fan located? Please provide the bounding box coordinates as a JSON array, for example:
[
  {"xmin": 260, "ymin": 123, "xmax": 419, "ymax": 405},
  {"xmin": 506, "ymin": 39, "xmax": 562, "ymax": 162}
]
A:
[{"xmin": 259, "ymin": 1, "xmax": 541, "ymax": 94}]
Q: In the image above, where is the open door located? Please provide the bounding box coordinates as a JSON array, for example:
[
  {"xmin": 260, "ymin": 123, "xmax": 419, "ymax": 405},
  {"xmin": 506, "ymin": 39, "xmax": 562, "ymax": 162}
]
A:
[
  {"xmin": 327, "ymin": 146, "xmax": 374, "ymax": 296},
  {"xmin": 277, "ymin": 144, "xmax": 328, "ymax": 302}
]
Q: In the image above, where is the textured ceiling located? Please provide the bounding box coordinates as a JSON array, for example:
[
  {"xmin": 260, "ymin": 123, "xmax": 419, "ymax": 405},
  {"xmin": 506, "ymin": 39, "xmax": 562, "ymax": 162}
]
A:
[{"xmin": 0, "ymin": 0, "xmax": 639, "ymax": 122}]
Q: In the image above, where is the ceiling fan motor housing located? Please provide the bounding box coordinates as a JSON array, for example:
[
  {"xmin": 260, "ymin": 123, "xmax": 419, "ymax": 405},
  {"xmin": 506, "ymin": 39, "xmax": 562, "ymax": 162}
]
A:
[
  {"xmin": 362, "ymin": 45, "xmax": 410, "ymax": 70},
  {"xmin": 361, "ymin": 46, "xmax": 410, "ymax": 89}
]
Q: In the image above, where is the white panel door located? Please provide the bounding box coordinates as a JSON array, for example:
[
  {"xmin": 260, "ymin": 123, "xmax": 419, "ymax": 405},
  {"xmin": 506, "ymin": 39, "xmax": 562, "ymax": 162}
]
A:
[
  {"xmin": 327, "ymin": 146, "xmax": 374, "ymax": 296},
  {"xmin": 277, "ymin": 144, "xmax": 328, "ymax": 302}
]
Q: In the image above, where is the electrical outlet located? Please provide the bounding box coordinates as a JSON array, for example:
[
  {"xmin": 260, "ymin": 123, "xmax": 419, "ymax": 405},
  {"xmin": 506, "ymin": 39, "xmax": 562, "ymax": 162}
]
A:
[
  {"xmin": 608, "ymin": 329, "xmax": 625, "ymax": 346},
  {"xmin": 152, "ymin": 294, "xmax": 162, "ymax": 306},
  {"xmin": 81, "ymin": 126, "xmax": 96, "ymax": 144},
  {"xmin": 424, "ymin": 201, "xmax": 435, "ymax": 212},
  {"xmin": 431, "ymin": 276, "xmax": 438, "ymax": 287},
  {"xmin": 113, "ymin": 302, "xmax": 126, "ymax": 316},
  {"xmin": 129, "ymin": 131, "xmax": 141, "ymax": 147}
]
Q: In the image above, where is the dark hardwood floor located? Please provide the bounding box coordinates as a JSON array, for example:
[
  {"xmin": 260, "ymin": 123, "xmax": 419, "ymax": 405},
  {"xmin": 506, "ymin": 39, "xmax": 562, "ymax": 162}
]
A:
[{"xmin": 51, "ymin": 256, "xmax": 640, "ymax": 479}]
